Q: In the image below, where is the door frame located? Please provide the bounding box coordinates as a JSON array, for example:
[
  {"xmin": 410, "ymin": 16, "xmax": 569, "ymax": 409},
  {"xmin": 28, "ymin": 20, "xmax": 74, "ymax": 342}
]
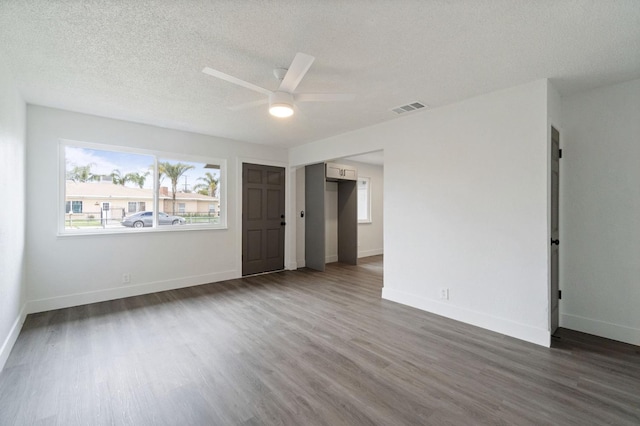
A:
[{"xmin": 236, "ymin": 157, "xmax": 293, "ymax": 276}]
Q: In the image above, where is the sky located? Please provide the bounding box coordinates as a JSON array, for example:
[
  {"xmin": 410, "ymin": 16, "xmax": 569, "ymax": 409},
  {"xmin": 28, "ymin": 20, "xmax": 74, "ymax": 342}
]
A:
[{"xmin": 65, "ymin": 146, "xmax": 220, "ymax": 192}]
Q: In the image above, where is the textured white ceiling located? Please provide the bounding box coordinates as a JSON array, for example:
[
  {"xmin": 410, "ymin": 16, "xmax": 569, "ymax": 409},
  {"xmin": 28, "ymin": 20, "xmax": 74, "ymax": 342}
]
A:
[{"xmin": 1, "ymin": 1, "xmax": 639, "ymax": 147}]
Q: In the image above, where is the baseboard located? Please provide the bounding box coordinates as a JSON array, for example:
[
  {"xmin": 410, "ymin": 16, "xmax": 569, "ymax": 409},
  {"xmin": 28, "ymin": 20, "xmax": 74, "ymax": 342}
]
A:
[
  {"xmin": 295, "ymin": 259, "xmax": 305, "ymax": 269},
  {"xmin": 325, "ymin": 255, "xmax": 338, "ymax": 264},
  {"xmin": 561, "ymin": 313, "xmax": 640, "ymax": 346},
  {"xmin": 358, "ymin": 248, "xmax": 383, "ymax": 258},
  {"xmin": 0, "ymin": 304, "xmax": 27, "ymax": 372},
  {"xmin": 27, "ymin": 269, "xmax": 239, "ymax": 314},
  {"xmin": 285, "ymin": 261, "xmax": 298, "ymax": 270},
  {"xmin": 382, "ymin": 287, "xmax": 550, "ymax": 347}
]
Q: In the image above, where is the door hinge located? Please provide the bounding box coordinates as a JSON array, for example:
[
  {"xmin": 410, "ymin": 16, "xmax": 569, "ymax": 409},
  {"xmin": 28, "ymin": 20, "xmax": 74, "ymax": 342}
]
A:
[
  {"xmin": 559, "ymin": 148, "xmax": 563, "ymax": 159},
  {"xmin": 558, "ymin": 290, "xmax": 562, "ymax": 300}
]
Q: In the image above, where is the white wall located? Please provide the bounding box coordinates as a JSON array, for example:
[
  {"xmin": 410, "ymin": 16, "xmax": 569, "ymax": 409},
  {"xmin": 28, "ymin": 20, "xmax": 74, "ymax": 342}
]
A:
[
  {"xmin": 560, "ymin": 79, "xmax": 640, "ymax": 345},
  {"xmin": 25, "ymin": 106, "xmax": 288, "ymax": 313},
  {"xmin": 291, "ymin": 80, "xmax": 552, "ymax": 346},
  {"xmin": 0, "ymin": 59, "xmax": 27, "ymax": 371}
]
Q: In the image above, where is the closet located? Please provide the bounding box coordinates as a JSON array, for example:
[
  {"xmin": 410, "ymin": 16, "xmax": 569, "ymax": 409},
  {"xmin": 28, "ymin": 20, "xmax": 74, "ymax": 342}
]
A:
[{"xmin": 305, "ymin": 162, "xmax": 358, "ymax": 271}]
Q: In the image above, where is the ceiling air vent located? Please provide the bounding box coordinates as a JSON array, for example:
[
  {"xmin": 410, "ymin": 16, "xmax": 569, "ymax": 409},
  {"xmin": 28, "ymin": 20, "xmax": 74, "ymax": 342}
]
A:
[{"xmin": 391, "ymin": 101, "xmax": 427, "ymax": 115}]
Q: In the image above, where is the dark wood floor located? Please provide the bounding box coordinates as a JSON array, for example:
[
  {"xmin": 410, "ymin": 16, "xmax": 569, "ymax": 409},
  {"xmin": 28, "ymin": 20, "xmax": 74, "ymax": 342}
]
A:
[{"xmin": 1, "ymin": 256, "xmax": 639, "ymax": 425}]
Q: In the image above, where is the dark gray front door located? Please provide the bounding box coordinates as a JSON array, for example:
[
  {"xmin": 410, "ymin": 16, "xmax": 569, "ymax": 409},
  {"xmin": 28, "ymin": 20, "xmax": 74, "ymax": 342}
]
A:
[
  {"xmin": 242, "ymin": 163, "xmax": 286, "ymax": 276},
  {"xmin": 550, "ymin": 126, "xmax": 560, "ymax": 334}
]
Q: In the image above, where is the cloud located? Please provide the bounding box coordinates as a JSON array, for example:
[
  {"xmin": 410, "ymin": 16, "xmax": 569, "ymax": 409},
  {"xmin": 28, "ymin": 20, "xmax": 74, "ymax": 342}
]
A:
[{"xmin": 65, "ymin": 147, "xmax": 119, "ymax": 176}]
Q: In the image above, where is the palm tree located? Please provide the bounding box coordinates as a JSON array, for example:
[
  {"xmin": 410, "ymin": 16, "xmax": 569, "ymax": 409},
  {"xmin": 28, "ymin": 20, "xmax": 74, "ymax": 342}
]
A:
[
  {"xmin": 111, "ymin": 170, "xmax": 149, "ymax": 188},
  {"xmin": 124, "ymin": 171, "xmax": 150, "ymax": 188},
  {"xmin": 110, "ymin": 169, "xmax": 127, "ymax": 185},
  {"xmin": 158, "ymin": 162, "xmax": 194, "ymax": 215},
  {"xmin": 67, "ymin": 163, "xmax": 100, "ymax": 182},
  {"xmin": 193, "ymin": 172, "xmax": 219, "ymax": 197}
]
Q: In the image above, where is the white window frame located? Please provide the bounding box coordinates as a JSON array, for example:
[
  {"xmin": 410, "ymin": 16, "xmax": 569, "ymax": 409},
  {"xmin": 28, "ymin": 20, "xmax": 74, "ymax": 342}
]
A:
[
  {"xmin": 58, "ymin": 139, "xmax": 227, "ymax": 235},
  {"xmin": 357, "ymin": 177, "xmax": 372, "ymax": 224}
]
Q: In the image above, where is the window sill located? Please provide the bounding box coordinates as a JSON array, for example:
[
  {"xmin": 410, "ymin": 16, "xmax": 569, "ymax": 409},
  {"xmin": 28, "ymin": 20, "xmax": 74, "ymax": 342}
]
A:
[{"xmin": 57, "ymin": 224, "xmax": 228, "ymax": 237}]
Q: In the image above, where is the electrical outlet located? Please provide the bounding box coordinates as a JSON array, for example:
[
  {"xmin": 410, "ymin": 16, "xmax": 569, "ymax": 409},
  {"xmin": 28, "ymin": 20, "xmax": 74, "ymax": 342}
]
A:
[
  {"xmin": 122, "ymin": 273, "xmax": 131, "ymax": 284},
  {"xmin": 439, "ymin": 288, "xmax": 449, "ymax": 300}
]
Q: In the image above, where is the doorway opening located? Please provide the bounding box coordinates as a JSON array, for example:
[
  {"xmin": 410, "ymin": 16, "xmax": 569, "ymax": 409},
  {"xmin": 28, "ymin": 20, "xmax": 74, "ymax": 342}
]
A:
[{"xmin": 296, "ymin": 150, "xmax": 384, "ymax": 276}]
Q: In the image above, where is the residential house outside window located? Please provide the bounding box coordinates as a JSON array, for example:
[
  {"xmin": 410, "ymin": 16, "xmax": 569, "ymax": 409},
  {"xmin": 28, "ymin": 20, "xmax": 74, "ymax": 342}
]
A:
[{"xmin": 60, "ymin": 141, "xmax": 225, "ymax": 234}]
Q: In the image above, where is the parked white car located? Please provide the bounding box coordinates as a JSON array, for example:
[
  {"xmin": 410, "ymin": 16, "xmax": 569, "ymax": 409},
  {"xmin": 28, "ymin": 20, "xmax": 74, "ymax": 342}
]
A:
[{"xmin": 121, "ymin": 211, "xmax": 185, "ymax": 228}]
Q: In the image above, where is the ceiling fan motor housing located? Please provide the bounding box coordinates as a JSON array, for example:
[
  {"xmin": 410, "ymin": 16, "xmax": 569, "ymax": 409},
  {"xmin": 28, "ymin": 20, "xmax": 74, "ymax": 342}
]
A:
[
  {"xmin": 269, "ymin": 91, "xmax": 295, "ymax": 117},
  {"xmin": 273, "ymin": 68, "xmax": 288, "ymax": 80}
]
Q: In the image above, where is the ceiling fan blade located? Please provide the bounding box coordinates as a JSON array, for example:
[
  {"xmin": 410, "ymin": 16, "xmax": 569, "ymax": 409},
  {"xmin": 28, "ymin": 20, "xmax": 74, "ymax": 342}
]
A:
[
  {"xmin": 202, "ymin": 67, "xmax": 272, "ymax": 96},
  {"xmin": 228, "ymin": 98, "xmax": 268, "ymax": 111},
  {"xmin": 295, "ymin": 93, "xmax": 356, "ymax": 102},
  {"xmin": 278, "ymin": 53, "xmax": 315, "ymax": 93}
]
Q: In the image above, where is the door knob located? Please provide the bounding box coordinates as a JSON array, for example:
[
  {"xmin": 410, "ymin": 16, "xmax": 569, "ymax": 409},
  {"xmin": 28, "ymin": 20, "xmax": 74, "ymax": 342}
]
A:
[
  {"xmin": 550, "ymin": 239, "xmax": 559, "ymax": 245},
  {"xmin": 281, "ymin": 221, "xmax": 286, "ymax": 226}
]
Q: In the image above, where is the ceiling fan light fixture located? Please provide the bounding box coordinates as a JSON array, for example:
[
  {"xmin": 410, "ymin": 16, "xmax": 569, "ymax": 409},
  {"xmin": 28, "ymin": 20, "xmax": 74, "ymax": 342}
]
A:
[
  {"xmin": 269, "ymin": 91, "xmax": 294, "ymax": 118},
  {"xmin": 269, "ymin": 104, "xmax": 294, "ymax": 118}
]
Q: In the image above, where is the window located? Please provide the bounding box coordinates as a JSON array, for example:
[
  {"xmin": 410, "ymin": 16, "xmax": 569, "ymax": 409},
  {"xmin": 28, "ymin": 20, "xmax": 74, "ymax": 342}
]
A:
[
  {"xmin": 61, "ymin": 141, "xmax": 226, "ymax": 234},
  {"xmin": 128, "ymin": 201, "xmax": 145, "ymax": 213},
  {"xmin": 66, "ymin": 201, "xmax": 83, "ymax": 213},
  {"xmin": 357, "ymin": 177, "xmax": 371, "ymax": 223},
  {"xmin": 157, "ymin": 156, "xmax": 221, "ymax": 226}
]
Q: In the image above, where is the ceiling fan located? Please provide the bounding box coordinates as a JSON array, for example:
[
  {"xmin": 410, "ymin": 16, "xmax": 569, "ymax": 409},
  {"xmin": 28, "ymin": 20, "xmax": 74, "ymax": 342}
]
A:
[{"xmin": 202, "ymin": 53, "xmax": 355, "ymax": 118}]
